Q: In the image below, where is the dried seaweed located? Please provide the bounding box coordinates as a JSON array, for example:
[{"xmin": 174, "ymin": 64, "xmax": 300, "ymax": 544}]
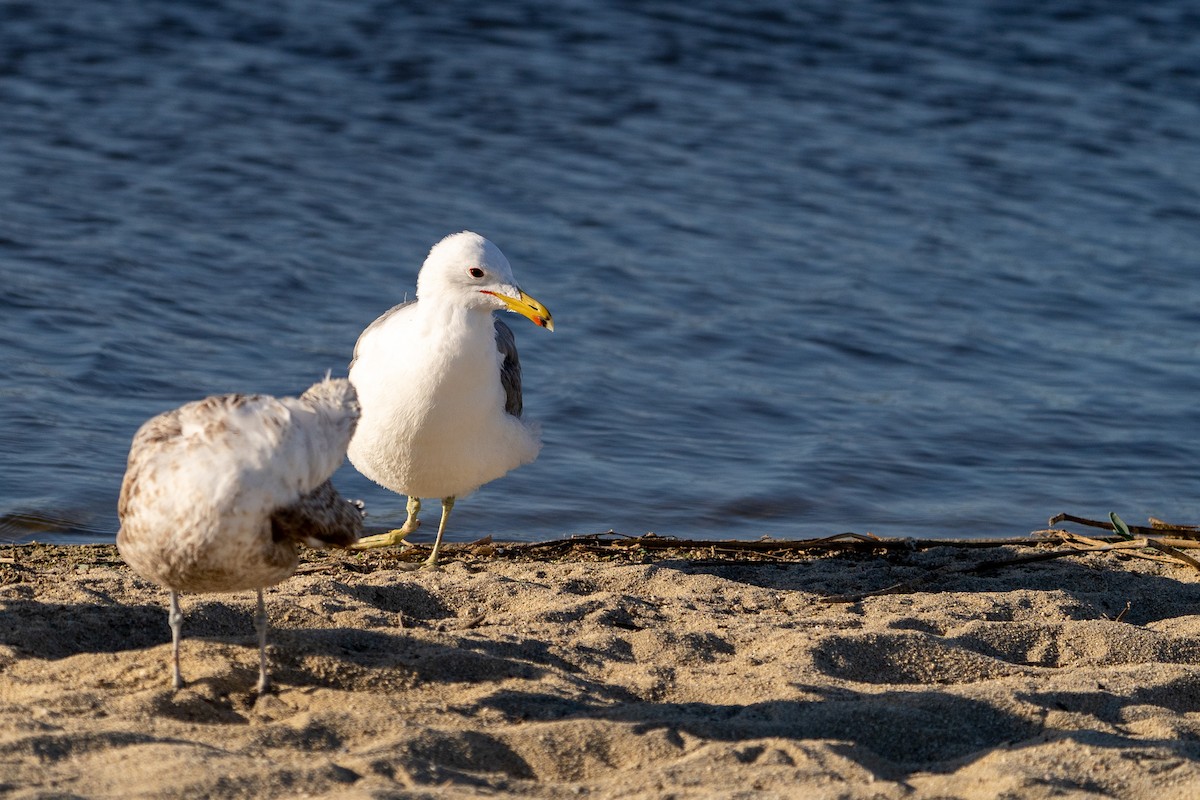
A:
[{"xmin": 5, "ymin": 512, "xmax": 1199, "ymax": 591}]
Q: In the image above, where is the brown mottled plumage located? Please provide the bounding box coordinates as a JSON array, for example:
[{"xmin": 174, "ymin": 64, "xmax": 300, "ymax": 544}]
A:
[
  {"xmin": 117, "ymin": 377, "xmax": 363, "ymax": 692},
  {"xmin": 270, "ymin": 479, "xmax": 363, "ymax": 549}
]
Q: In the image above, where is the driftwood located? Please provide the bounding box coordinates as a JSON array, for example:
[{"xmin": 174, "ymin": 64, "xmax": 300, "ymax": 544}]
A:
[{"xmin": 1048, "ymin": 512, "xmax": 1200, "ymax": 540}]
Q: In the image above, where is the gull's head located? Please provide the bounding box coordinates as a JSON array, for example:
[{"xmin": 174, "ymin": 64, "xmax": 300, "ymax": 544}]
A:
[{"xmin": 417, "ymin": 231, "xmax": 554, "ymax": 330}]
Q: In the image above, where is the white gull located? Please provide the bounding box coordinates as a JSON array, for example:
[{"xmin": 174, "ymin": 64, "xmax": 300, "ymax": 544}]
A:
[{"xmin": 347, "ymin": 231, "xmax": 554, "ymax": 566}]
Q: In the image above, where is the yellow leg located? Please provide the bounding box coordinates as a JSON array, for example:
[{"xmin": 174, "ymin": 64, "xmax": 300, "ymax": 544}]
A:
[
  {"xmin": 423, "ymin": 496, "xmax": 455, "ymax": 569},
  {"xmin": 351, "ymin": 496, "xmax": 421, "ymax": 550}
]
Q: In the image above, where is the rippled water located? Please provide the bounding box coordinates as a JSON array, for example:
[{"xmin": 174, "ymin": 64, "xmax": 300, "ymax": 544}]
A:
[{"xmin": 3, "ymin": 1, "xmax": 1199, "ymax": 544}]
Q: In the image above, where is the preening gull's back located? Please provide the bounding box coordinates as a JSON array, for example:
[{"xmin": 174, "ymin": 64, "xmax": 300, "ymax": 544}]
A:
[{"xmin": 116, "ymin": 376, "xmax": 363, "ymax": 692}]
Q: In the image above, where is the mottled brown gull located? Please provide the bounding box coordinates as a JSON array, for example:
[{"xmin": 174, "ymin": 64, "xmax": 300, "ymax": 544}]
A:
[
  {"xmin": 347, "ymin": 231, "xmax": 554, "ymax": 567},
  {"xmin": 117, "ymin": 377, "xmax": 363, "ymax": 692}
]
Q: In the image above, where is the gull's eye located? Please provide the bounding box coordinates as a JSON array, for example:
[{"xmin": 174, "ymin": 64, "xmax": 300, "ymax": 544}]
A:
[{"xmin": 468, "ymin": 267, "xmax": 485, "ymax": 279}]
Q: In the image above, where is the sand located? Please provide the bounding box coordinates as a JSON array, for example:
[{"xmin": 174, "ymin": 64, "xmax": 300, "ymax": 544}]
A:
[{"xmin": 2, "ymin": 534, "xmax": 1200, "ymax": 799}]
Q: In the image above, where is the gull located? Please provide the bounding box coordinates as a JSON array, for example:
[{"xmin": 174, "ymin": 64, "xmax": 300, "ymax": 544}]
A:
[
  {"xmin": 117, "ymin": 377, "xmax": 363, "ymax": 692},
  {"xmin": 348, "ymin": 231, "xmax": 553, "ymax": 567}
]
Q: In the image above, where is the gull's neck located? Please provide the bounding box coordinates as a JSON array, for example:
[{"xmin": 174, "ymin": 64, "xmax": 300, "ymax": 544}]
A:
[{"xmin": 416, "ymin": 294, "xmax": 495, "ymax": 337}]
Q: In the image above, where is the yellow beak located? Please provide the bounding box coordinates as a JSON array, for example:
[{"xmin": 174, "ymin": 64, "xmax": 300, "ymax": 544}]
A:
[{"xmin": 485, "ymin": 289, "xmax": 555, "ymax": 331}]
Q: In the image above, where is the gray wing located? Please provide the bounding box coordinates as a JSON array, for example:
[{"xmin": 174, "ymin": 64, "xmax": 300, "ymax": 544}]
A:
[
  {"xmin": 495, "ymin": 317, "xmax": 523, "ymax": 418},
  {"xmin": 270, "ymin": 479, "xmax": 364, "ymax": 548},
  {"xmin": 349, "ymin": 300, "xmax": 417, "ymax": 371}
]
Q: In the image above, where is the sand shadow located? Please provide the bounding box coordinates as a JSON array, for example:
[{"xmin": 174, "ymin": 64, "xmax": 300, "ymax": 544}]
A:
[
  {"xmin": 336, "ymin": 580, "xmax": 455, "ymax": 621},
  {"xmin": 1020, "ymin": 671, "xmax": 1200, "ymax": 725},
  {"xmin": 0, "ymin": 598, "xmax": 168, "ymax": 658},
  {"xmin": 270, "ymin": 627, "xmax": 639, "ymax": 705},
  {"xmin": 474, "ymin": 685, "xmax": 1040, "ymax": 779},
  {"xmin": 649, "ymin": 552, "xmax": 1200, "ymax": 625},
  {"xmin": 0, "ymin": 595, "xmax": 636, "ymax": 704},
  {"xmin": 473, "ymin": 667, "xmax": 1200, "ymax": 779}
]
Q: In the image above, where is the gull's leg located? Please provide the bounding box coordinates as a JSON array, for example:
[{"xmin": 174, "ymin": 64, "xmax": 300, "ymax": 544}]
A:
[
  {"xmin": 423, "ymin": 496, "xmax": 455, "ymax": 570},
  {"xmin": 169, "ymin": 589, "xmax": 184, "ymax": 690},
  {"xmin": 254, "ymin": 589, "xmax": 270, "ymax": 694},
  {"xmin": 351, "ymin": 495, "xmax": 421, "ymax": 549}
]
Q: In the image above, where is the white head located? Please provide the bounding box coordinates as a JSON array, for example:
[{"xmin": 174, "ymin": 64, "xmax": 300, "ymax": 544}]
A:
[{"xmin": 416, "ymin": 231, "xmax": 554, "ymax": 330}]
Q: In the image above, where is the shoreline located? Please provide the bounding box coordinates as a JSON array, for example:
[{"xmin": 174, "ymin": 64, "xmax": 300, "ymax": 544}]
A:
[{"xmin": 3, "ymin": 537, "xmax": 1200, "ymax": 798}]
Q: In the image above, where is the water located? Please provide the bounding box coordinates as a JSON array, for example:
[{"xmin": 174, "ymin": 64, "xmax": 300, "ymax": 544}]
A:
[{"xmin": 3, "ymin": 0, "xmax": 1199, "ymax": 544}]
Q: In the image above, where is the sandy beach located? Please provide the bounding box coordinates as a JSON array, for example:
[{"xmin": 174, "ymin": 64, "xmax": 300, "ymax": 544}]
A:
[{"xmin": 3, "ymin": 531, "xmax": 1200, "ymax": 799}]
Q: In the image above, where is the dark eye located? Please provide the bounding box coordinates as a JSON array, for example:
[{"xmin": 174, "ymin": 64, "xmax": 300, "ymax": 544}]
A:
[{"xmin": 468, "ymin": 267, "xmax": 485, "ymax": 279}]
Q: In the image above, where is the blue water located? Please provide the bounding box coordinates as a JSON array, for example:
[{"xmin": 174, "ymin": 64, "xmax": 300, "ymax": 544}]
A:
[{"xmin": 3, "ymin": 0, "xmax": 1199, "ymax": 544}]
